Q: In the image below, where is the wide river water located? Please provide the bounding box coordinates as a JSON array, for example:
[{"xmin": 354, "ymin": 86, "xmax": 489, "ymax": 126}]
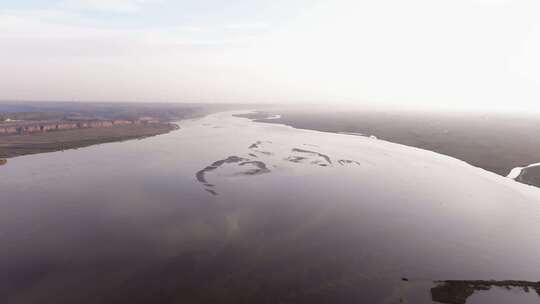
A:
[{"xmin": 1, "ymin": 112, "xmax": 540, "ymax": 303}]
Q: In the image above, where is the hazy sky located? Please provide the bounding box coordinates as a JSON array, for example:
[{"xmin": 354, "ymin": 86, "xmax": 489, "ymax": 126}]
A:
[{"xmin": 1, "ymin": 0, "xmax": 540, "ymax": 111}]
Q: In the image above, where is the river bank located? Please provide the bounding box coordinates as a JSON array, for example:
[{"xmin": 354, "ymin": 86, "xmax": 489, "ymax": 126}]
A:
[
  {"xmin": 0, "ymin": 122, "xmax": 178, "ymax": 160},
  {"xmin": 236, "ymin": 110, "xmax": 540, "ymax": 188}
]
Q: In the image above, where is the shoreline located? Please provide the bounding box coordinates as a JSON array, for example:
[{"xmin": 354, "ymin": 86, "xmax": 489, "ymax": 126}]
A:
[
  {"xmin": 235, "ymin": 111, "xmax": 540, "ymax": 189},
  {"xmin": 0, "ymin": 122, "xmax": 179, "ymax": 161}
]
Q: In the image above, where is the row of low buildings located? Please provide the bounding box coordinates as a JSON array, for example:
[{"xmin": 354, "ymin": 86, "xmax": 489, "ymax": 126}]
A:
[{"xmin": 0, "ymin": 119, "xmax": 138, "ymax": 136}]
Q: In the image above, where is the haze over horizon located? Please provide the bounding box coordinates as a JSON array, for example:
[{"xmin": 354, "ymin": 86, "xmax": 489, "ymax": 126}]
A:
[{"xmin": 2, "ymin": 0, "xmax": 540, "ymax": 112}]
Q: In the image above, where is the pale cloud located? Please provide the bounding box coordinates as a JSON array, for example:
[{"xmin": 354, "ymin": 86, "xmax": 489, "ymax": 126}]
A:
[
  {"xmin": 0, "ymin": 8, "xmax": 260, "ymax": 62},
  {"xmin": 1, "ymin": 0, "xmax": 540, "ymax": 111},
  {"xmin": 179, "ymin": 25, "xmax": 204, "ymax": 33},
  {"xmin": 227, "ymin": 0, "xmax": 540, "ymax": 112},
  {"xmin": 0, "ymin": 10, "xmax": 123, "ymax": 39},
  {"xmin": 226, "ymin": 22, "xmax": 270, "ymax": 31},
  {"xmin": 472, "ymin": 0, "xmax": 512, "ymax": 5},
  {"xmin": 61, "ymin": 0, "xmax": 161, "ymax": 13}
]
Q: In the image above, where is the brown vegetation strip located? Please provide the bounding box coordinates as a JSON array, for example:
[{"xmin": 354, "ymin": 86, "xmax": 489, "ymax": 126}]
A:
[{"xmin": 0, "ymin": 123, "xmax": 177, "ymax": 159}]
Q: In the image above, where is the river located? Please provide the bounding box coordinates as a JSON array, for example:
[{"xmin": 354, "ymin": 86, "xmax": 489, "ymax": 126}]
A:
[{"xmin": 1, "ymin": 111, "xmax": 540, "ymax": 303}]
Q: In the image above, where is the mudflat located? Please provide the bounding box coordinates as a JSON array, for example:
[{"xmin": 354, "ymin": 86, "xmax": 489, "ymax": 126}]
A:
[{"xmin": 0, "ymin": 123, "xmax": 177, "ymax": 159}]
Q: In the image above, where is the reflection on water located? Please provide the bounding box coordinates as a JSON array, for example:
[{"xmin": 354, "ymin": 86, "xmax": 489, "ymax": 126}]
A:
[{"xmin": 1, "ymin": 112, "xmax": 540, "ymax": 303}]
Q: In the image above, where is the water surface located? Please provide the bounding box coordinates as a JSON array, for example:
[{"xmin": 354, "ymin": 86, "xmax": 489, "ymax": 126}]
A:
[{"xmin": 1, "ymin": 112, "xmax": 540, "ymax": 303}]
